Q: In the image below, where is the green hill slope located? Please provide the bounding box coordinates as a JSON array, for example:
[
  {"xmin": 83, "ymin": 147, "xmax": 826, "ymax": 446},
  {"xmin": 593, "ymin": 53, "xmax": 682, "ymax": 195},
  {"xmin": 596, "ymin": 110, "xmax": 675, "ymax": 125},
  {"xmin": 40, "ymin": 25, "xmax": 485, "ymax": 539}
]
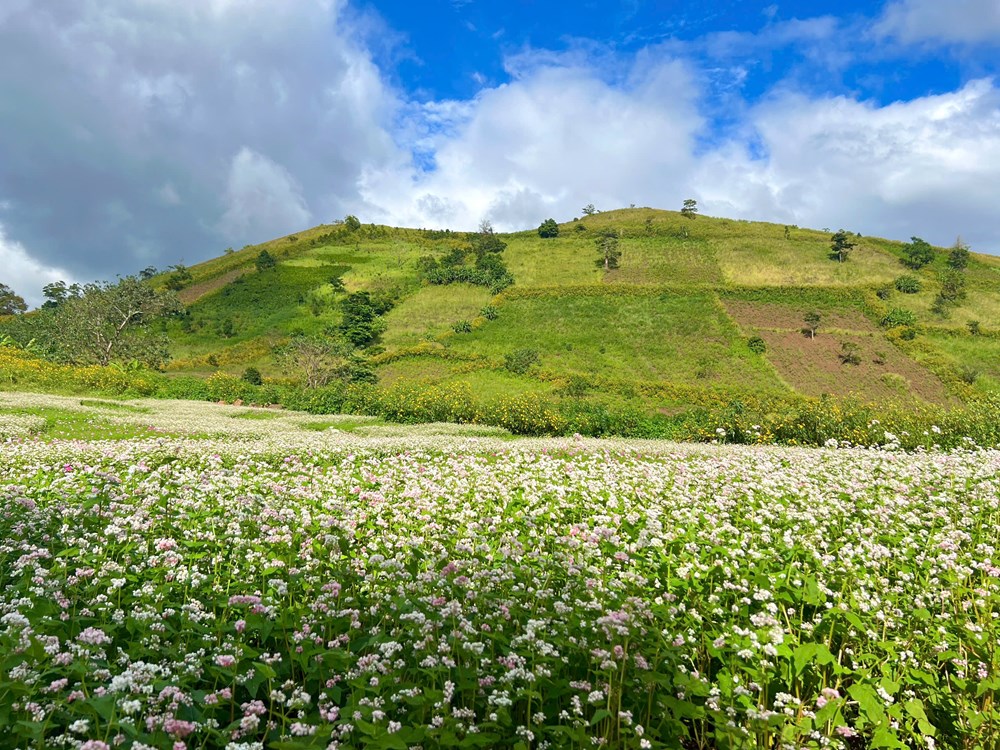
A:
[{"xmin": 160, "ymin": 207, "xmax": 1000, "ymax": 414}]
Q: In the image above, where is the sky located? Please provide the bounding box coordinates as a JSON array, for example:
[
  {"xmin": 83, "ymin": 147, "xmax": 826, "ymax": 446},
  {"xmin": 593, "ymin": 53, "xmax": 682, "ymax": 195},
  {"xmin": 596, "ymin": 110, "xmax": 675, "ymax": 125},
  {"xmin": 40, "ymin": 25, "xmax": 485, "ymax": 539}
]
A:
[{"xmin": 1, "ymin": 0, "xmax": 1000, "ymax": 306}]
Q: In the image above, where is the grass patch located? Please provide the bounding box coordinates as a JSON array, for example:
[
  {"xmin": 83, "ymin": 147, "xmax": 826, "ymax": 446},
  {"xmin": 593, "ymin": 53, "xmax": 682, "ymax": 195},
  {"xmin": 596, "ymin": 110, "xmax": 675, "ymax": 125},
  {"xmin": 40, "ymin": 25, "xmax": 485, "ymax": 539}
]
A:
[{"xmin": 79, "ymin": 399, "xmax": 151, "ymax": 413}]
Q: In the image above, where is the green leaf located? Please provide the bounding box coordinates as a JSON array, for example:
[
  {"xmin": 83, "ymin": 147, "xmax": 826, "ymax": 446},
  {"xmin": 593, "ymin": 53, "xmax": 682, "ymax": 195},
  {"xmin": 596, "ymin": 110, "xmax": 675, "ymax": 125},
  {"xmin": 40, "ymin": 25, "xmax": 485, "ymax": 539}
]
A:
[
  {"xmin": 848, "ymin": 683, "xmax": 885, "ymax": 722},
  {"xmin": 870, "ymin": 723, "xmax": 906, "ymax": 748},
  {"xmin": 590, "ymin": 709, "xmax": 611, "ymax": 726}
]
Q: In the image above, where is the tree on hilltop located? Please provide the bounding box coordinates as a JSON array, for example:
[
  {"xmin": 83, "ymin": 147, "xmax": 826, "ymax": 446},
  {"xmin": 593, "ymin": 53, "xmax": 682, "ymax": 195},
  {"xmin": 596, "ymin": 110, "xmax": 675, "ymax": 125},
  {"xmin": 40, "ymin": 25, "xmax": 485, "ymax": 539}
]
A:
[
  {"xmin": 0, "ymin": 283, "xmax": 27, "ymax": 315},
  {"xmin": 581, "ymin": 204, "xmax": 598, "ymax": 216},
  {"xmin": 537, "ymin": 218, "xmax": 559, "ymax": 238},
  {"xmin": 681, "ymin": 199, "xmax": 698, "ymax": 219},
  {"xmin": 948, "ymin": 237, "xmax": 970, "ymax": 270},
  {"xmin": 902, "ymin": 237, "xmax": 934, "ymax": 269}
]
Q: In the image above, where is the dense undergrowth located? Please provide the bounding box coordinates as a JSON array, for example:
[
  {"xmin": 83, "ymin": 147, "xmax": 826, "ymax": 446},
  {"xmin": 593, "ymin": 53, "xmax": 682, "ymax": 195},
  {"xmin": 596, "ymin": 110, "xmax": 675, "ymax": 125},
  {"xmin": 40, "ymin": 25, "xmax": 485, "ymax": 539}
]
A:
[{"xmin": 2, "ymin": 345, "xmax": 999, "ymax": 449}]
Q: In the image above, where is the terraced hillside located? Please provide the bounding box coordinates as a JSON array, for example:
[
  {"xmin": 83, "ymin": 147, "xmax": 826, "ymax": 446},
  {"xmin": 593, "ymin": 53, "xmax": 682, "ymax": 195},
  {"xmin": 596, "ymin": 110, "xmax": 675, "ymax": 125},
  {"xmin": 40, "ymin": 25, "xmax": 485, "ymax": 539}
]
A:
[{"xmin": 160, "ymin": 208, "xmax": 1000, "ymax": 414}]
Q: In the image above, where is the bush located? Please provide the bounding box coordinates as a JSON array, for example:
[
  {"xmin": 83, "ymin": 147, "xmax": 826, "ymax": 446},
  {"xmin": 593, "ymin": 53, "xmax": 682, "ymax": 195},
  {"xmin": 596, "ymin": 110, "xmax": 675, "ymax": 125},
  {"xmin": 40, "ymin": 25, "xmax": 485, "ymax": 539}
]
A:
[
  {"xmin": 747, "ymin": 336, "xmax": 767, "ymax": 354},
  {"xmin": 957, "ymin": 365, "xmax": 979, "ymax": 385},
  {"xmin": 881, "ymin": 308, "xmax": 917, "ymax": 328},
  {"xmin": 837, "ymin": 341, "xmax": 861, "ymax": 366},
  {"xmin": 967, "ymin": 320, "xmax": 981, "ymax": 336},
  {"xmin": 894, "ymin": 275, "xmax": 921, "ymax": 294},
  {"xmin": 503, "ymin": 348, "xmax": 540, "ymax": 375},
  {"xmin": 537, "ymin": 218, "xmax": 559, "ymax": 238},
  {"xmin": 452, "ymin": 320, "xmax": 472, "ymax": 333},
  {"xmin": 480, "ymin": 305, "xmax": 499, "ymax": 321},
  {"xmin": 241, "ymin": 367, "xmax": 263, "ymax": 385}
]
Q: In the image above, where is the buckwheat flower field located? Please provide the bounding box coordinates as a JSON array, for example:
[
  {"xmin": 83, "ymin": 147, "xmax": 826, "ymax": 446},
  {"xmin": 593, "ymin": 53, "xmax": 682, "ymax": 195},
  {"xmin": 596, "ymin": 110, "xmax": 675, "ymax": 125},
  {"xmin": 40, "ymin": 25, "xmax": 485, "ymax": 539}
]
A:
[{"xmin": 1, "ymin": 396, "xmax": 998, "ymax": 749}]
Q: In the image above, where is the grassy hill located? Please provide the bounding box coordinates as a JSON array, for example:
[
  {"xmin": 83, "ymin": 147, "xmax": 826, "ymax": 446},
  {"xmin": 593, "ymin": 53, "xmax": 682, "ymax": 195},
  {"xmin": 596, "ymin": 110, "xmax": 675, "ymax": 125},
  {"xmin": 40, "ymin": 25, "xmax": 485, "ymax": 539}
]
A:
[{"xmin": 158, "ymin": 207, "xmax": 1000, "ymax": 418}]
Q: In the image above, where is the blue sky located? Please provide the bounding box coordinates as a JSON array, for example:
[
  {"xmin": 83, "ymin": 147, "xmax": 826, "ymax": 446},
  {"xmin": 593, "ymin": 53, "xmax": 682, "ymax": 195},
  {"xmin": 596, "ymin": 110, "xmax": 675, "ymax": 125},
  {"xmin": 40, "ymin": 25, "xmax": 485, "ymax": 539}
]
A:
[{"xmin": 1, "ymin": 0, "xmax": 999, "ymax": 304}]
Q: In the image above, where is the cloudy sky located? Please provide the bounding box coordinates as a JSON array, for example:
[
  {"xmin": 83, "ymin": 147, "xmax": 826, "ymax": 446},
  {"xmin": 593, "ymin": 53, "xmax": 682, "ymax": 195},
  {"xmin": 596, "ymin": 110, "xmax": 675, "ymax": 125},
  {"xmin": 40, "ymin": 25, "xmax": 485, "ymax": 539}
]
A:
[{"xmin": 1, "ymin": 0, "xmax": 999, "ymax": 305}]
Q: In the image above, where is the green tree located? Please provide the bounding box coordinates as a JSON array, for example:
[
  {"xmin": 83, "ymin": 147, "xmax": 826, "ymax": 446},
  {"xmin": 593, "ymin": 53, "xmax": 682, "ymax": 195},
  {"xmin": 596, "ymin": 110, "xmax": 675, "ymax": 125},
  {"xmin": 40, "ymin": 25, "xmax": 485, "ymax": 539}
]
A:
[
  {"xmin": 343, "ymin": 214, "xmax": 362, "ymax": 232},
  {"xmin": 537, "ymin": 218, "xmax": 559, "ymax": 238},
  {"xmin": 947, "ymin": 238, "xmax": 970, "ymax": 270},
  {"xmin": 681, "ymin": 199, "xmax": 698, "ymax": 219},
  {"xmin": 276, "ymin": 334, "xmax": 353, "ymax": 389},
  {"xmin": 339, "ymin": 291, "xmax": 392, "ymax": 347},
  {"xmin": 470, "ymin": 220, "xmax": 507, "ymax": 256},
  {"xmin": 829, "ymin": 230, "xmax": 856, "ymax": 263},
  {"xmin": 255, "ymin": 250, "xmax": 277, "ymax": 271},
  {"xmin": 803, "ymin": 311, "xmax": 821, "ymax": 339},
  {"xmin": 581, "ymin": 204, "xmax": 598, "ymax": 216},
  {"xmin": 0, "ymin": 283, "xmax": 27, "ymax": 315},
  {"xmin": 44, "ymin": 276, "xmax": 181, "ymax": 366},
  {"xmin": 901, "ymin": 237, "xmax": 934, "ymax": 269},
  {"xmin": 595, "ymin": 231, "xmax": 621, "ymax": 270},
  {"xmin": 164, "ymin": 264, "xmax": 192, "ymax": 291}
]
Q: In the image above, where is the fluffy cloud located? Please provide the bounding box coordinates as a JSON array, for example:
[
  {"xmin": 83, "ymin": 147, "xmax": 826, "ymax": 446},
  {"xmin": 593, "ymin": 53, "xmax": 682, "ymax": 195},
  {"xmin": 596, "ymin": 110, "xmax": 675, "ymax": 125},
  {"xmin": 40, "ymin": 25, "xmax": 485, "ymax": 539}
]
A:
[
  {"xmin": 696, "ymin": 79, "xmax": 1000, "ymax": 250},
  {"xmin": 0, "ymin": 225, "xmax": 75, "ymax": 309},
  {"xmin": 876, "ymin": 0, "xmax": 1000, "ymax": 44},
  {"xmin": 361, "ymin": 54, "xmax": 704, "ymax": 230},
  {"xmin": 0, "ymin": 0, "xmax": 403, "ymax": 294}
]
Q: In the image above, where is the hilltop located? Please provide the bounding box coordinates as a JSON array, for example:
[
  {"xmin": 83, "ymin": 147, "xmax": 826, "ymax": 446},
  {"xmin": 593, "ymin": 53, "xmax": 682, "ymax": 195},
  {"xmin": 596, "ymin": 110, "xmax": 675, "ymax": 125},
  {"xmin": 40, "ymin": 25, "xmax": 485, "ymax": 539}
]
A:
[{"xmin": 156, "ymin": 207, "xmax": 999, "ymax": 415}]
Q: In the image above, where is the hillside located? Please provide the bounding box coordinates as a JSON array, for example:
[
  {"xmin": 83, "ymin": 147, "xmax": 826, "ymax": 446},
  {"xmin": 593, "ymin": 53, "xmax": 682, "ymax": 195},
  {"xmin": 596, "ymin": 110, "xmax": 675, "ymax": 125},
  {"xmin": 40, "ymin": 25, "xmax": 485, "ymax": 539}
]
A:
[{"xmin": 158, "ymin": 208, "xmax": 1000, "ymax": 417}]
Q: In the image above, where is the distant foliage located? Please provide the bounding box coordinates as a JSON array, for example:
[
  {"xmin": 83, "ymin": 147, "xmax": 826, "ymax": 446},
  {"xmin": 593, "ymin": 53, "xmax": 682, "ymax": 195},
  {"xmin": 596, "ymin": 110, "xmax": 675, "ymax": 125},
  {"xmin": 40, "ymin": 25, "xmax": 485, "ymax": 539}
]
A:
[
  {"xmin": 881, "ymin": 308, "xmax": 917, "ymax": 328},
  {"xmin": 0, "ymin": 283, "xmax": 27, "ymax": 315},
  {"xmin": 803, "ymin": 311, "xmax": 821, "ymax": 338},
  {"xmin": 681, "ymin": 198, "xmax": 698, "ymax": 219},
  {"xmin": 241, "ymin": 366, "xmax": 263, "ymax": 385},
  {"xmin": 837, "ymin": 341, "xmax": 861, "ymax": 366},
  {"xmin": 165, "ymin": 264, "xmax": 193, "ymax": 291},
  {"xmin": 452, "ymin": 320, "xmax": 472, "ymax": 333},
  {"xmin": 948, "ymin": 239, "xmax": 970, "ymax": 270},
  {"xmin": 829, "ymin": 230, "xmax": 855, "ymax": 263},
  {"xmin": 967, "ymin": 320, "xmax": 981, "ymax": 336},
  {"xmin": 339, "ymin": 291, "xmax": 393, "ymax": 348},
  {"xmin": 581, "ymin": 204, "xmax": 598, "ymax": 216},
  {"xmin": 901, "ymin": 236, "xmax": 935, "ymax": 269},
  {"xmin": 343, "ymin": 214, "xmax": 362, "ymax": 232},
  {"xmin": 894, "ymin": 275, "xmax": 921, "ymax": 294},
  {"xmin": 594, "ymin": 230, "xmax": 621, "ymax": 270},
  {"xmin": 480, "ymin": 305, "xmax": 499, "ymax": 321},
  {"xmin": 255, "ymin": 250, "xmax": 277, "ymax": 271},
  {"xmin": 537, "ymin": 218, "xmax": 559, "ymax": 238},
  {"xmin": 503, "ymin": 348, "xmax": 540, "ymax": 374},
  {"xmin": 747, "ymin": 335, "xmax": 767, "ymax": 354}
]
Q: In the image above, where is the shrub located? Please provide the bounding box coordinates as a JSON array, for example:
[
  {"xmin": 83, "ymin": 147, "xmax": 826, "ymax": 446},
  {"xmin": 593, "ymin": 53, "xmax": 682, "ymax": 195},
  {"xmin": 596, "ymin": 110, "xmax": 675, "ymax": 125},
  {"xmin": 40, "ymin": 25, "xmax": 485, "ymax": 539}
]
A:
[
  {"xmin": 241, "ymin": 367, "xmax": 263, "ymax": 385},
  {"xmin": 881, "ymin": 308, "xmax": 917, "ymax": 328},
  {"xmin": 503, "ymin": 348, "xmax": 540, "ymax": 374},
  {"xmin": 747, "ymin": 336, "xmax": 767, "ymax": 354},
  {"xmin": 837, "ymin": 341, "xmax": 861, "ymax": 366},
  {"xmin": 875, "ymin": 284, "xmax": 893, "ymax": 300},
  {"xmin": 452, "ymin": 320, "xmax": 472, "ymax": 333},
  {"xmin": 537, "ymin": 218, "xmax": 559, "ymax": 238},
  {"xmin": 480, "ymin": 305, "xmax": 499, "ymax": 321},
  {"xmin": 894, "ymin": 275, "xmax": 921, "ymax": 294},
  {"xmin": 967, "ymin": 320, "xmax": 981, "ymax": 336},
  {"xmin": 957, "ymin": 365, "xmax": 979, "ymax": 385}
]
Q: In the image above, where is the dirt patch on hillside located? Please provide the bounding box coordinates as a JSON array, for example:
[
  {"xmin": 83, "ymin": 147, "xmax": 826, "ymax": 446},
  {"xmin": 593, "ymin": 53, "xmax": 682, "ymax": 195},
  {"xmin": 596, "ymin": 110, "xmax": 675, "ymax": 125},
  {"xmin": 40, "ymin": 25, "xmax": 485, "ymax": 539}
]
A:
[
  {"xmin": 177, "ymin": 268, "xmax": 249, "ymax": 305},
  {"xmin": 723, "ymin": 300, "xmax": 952, "ymax": 404},
  {"xmin": 757, "ymin": 331, "xmax": 951, "ymax": 404},
  {"xmin": 722, "ymin": 299, "xmax": 879, "ymax": 333}
]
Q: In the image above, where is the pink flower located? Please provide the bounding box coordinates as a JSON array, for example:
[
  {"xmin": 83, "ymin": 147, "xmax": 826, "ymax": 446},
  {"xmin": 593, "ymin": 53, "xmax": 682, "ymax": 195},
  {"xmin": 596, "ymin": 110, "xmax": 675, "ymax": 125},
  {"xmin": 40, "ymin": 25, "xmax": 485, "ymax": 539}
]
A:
[
  {"xmin": 80, "ymin": 742, "xmax": 110, "ymax": 750},
  {"xmin": 836, "ymin": 726, "xmax": 858, "ymax": 737},
  {"xmin": 215, "ymin": 654, "xmax": 236, "ymax": 667},
  {"xmin": 77, "ymin": 627, "xmax": 111, "ymax": 645}
]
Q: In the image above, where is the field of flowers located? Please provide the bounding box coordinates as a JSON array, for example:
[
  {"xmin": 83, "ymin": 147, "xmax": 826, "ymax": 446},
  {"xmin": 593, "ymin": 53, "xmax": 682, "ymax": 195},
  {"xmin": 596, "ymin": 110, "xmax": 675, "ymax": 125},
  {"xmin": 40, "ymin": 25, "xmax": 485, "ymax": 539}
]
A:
[{"xmin": 1, "ymin": 395, "xmax": 999, "ymax": 749}]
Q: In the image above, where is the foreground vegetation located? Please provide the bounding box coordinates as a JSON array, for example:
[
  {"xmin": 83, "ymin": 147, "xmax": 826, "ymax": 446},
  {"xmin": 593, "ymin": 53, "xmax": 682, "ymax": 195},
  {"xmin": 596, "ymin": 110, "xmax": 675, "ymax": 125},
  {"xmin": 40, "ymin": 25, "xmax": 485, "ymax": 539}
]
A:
[{"xmin": 0, "ymin": 395, "xmax": 998, "ymax": 749}]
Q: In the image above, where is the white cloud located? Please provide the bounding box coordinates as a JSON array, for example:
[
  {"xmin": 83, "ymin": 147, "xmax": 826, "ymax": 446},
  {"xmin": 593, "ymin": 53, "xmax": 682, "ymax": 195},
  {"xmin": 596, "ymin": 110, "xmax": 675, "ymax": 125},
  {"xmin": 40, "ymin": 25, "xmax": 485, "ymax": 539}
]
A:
[
  {"xmin": 876, "ymin": 0, "xmax": 1000, "ymax": 44},
  {"xmin": 0, "ymin": 225, "xmax": 75, "ymax": 309},
  {"xmin": 696, "ymin": 79, "xmax": 1000, "ymax": 250},
  {"xmin": 219, "ymin": 148, "xmax": 312, "ymax": 240},
  {"xmin": 361, "ymin": 54, "xmax": 704, "ymax": 230}
]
